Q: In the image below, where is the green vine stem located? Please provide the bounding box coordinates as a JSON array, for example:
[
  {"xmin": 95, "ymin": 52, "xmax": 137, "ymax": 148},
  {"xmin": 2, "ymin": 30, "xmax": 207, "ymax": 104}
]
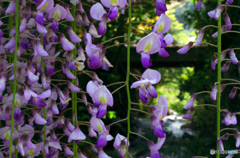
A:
[
  {"xmin": 217, "ymin": 0, "xmax": 222, "ymax": 157},
  {"xmin": 9, "ymin": 0, "xmax": 19, "ymax": 157},
  {"xmin": 71, "ymin": 4, "xmax": 78, "ymax": 158},
  {"xmin": 41, "ymin": 35, "xmax": 47, "ymax": 158},
  {"xmin": 126, "ymin": 0, "xmax": 132, "ymax": 157}
]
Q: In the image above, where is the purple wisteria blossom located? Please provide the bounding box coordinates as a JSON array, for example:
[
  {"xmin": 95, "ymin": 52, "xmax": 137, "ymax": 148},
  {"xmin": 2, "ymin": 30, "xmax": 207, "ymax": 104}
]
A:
[
  {"xmin": 136, "ymin": 33, "xmax": 161, "ymax": 68},
  {"xmin": 131, "ymin": 69, "xmax": 161, "ymax": 103}
]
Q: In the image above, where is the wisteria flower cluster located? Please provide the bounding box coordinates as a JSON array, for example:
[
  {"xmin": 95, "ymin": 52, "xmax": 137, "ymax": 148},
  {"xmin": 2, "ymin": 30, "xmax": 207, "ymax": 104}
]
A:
[
  {"xmin": 0, "ymin": 0, "xmax": 172, "ymax": 158},
  {"xmin": 177, "ymin": 0, "xmax": 240, "ymax": 157}
]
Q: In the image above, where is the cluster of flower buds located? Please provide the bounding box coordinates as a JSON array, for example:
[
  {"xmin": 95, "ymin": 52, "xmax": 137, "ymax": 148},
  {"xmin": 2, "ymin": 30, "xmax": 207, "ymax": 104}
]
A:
[{"xmin": 0, "ymin": 0, "xmax": 174, "ymax": 157}]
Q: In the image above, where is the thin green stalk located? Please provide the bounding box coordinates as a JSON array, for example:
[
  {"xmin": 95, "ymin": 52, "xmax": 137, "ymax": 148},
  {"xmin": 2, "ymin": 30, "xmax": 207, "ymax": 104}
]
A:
[
  {"xmin": 217, "ymin": 0, "xmax": 222, "ymax": 157},
  {"xmin": 41, "ymin": 35, "xmax": 46, "ymax": 158},
  {"xmin": 126, "ymin": 0, "xmax": 132, "ymax": 157},
  {"xmin": 9, "ymin": 0, "xmax": 19, "ymax": 157},
  {"xmin": 71, "ymin": 4, "xmax": 78, "ymax": 158}
]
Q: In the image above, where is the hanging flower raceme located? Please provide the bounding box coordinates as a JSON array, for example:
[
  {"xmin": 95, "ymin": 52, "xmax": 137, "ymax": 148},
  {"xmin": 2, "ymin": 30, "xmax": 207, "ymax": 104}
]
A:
[
  {"xmin": 131, "ymin": 69, "xmax": 161, "ymax": 103},
  {"xmin": 90, "ymin": 3, "xmax": 110, "ymax": 35},
  {"xmin": 87, "ymin": 80, "xmax": 113, "ymax": 118},
  {"xmin": 136, "ymin": 32, "xmax": 161, "ymax": 68}
]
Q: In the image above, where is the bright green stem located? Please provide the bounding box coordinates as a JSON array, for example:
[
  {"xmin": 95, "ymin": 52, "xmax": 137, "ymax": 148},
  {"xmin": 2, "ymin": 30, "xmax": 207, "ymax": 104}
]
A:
[
  {"xmin": 125, "ymin": 0, "xmax": 132, "ymax": 157},
  {"xmin": 41, "ymin": 35, "xmax": 47, "ymax": 158},
  {"xmin": 9, "ymin": 0, "xmax": 19, "ymax": 157},
  {"xmin": 71, "ymin": 4, "xmax": 78, "ymax": 158},
  {"xmin": 217, "ymin": 0, "xmax": 222, "ymax": 157}
]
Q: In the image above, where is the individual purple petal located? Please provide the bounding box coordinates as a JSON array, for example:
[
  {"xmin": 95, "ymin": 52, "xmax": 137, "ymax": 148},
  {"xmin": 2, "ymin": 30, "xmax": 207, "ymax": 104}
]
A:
[
  {"xmin": 48, "ymin": 4, "xmax": 67, "ymax": 20},
  {"xmin": 195, "ymin": 0, "xmax": 204, "ymax": 10},
  {"xmin": 154, "ymin": 123, "xmax": 165, "ymax": 138},
  {"xmin": 88, "ymin": 52, "xmax": 102, "ymax": 69},
  {"xmin": 220, "ymin": 133, "xmax": 229, "ymax": 140},
  {"xmin": 92, "ymin": 86, "xmax": 113, "ymax": 106},
  {"xmin": 67, "ymin": 80, "xmax": 80, "ymax": 92},
  {"xmin": 60, "ymin": 33, "xmax": 75, "ymax": 51},
  {"xmin": 36, "ymin": 22, "xmax": 47, "ymax": 34},
  {"xmin": 221, "ymin": 84, "xmax": 226, "ymax": 92},
  {"xmin": 67, "ymin": 26, "xmax": 82, "ymax": 43},
  {"xmin": 69, "ymin": 126, "xmax": 86, "ymax": 143},
  {"xmin": 108, "ymin": 6, "xmax": 118, "ymax": 21},
  {"xmin": 32, "ymin": 110, "xmax": 47, "ymax": 125},
  {"xmin": 36, "ymin": 11, "xmax": 45, "ymax": 25},
  {"xmin": 86, "ymin": 80, "xmax": 99, "ymax": 97},
  {"xmin": 20, "ymin": 37, "xmax": 29, "ymax": 50},
  {"xmin": 136, "ymin": 32, "xmax": 161, "ymax": 54},
  {"xmin": 14, "ymin": 107, "xmax": 21, "ymax": 121},
  {"xmin": 147, "ymin": 85, "xmax": 158, "ymax": 98},
  {"xmin": 4, "ymin": 37, "xmax": 15, "ymax": 49},
  {"xmin": 98, "ymin": 20, "xmax": 107, "ymax": 36},
  {"xmin": 6, "ymin": 2, "xmax": 16, "ymax": 14},
  {"xmin": 148, "ymin": 136, "xmax": 166, "ymax": 151},
  {"xmin": 16, "ymin": 138, "xmax": 25, "ymax": 156},
  {"xmin": 88, "ymin": 126, "xmax": 97, "ymax": 137},
  {"xmin": 183, "ymin": 107, "xmax": 195, "ymax": 119},
  {"xmin": 218, "ymin": 138, "xmax": 224, "ymax": 151},
  {"xmin": 89, "ymin": 23, "xmax": 101, "ymax": 38},
  {"xmin": 177, "ymin": 42, "xmax": 193, "ymax": 54},
  {"xmin": 96, "ymin": 133, "xmax": 107, "ymax": 148},
  {"xmin": 223, "ymin": 13, "xmax": 232, "ymax": 31},
  {"xmin": 142, "ymin": 68, "xmax": 161, "ymax": 84},
  {"xmin": 98, "ymin": 148, "xmax": 111, "ymax": 158},
  {"xmin": 229, "ymin": 87, "xmax": 237, "ymax": 99},
  {"xmin": 211, "ymin": 85, "xmax": 218, "ymax": 101},
  {"xmin": 229, "ymin": 49, "xmax": 238, "ymax": 65},
  {"xmin": 27, "ymin": 139, "xmax": 36, "ymax": 150},
  {"xmin": 226, "ymin": 0, "xmax": 233, "ymax": 5},
  {"xmin": 139, "ymin": 86, "xmax": 149, "ymax": 103},
  {"xmin": 96, "ymin": 104, "xmax": 108, "ymax": 118},
  {"xmin": 231, "ymin": 113, "xmax": 237, "ymax": 125},
  {"xmin": 90, "ymin": 117, "xmax": 108, "ymax": 134},
  {"xmin": 221, "ymin": 61, "xmax": 231, "ymax": 72},
  {"xmin": 184, "ymin": 93, "xmax": 197, "ymax": 110},
  {"xmin": 37, "ymin": 0, "xmax": 54, "ymax": 12},
  {"xmin": 27, "ymin": 69, "xmax": 39, "ymax": 83},
  {"xmin": 141, "ymin": 53, "xmax": 152, "ymax": 68},
  {"xmin": 38, "ymin": 89, "xmax": 51, "ymax": 99},
  {"xmin": 52, "ymin": 19, "xmax": 59, "ymax": 33},
  {"xmin": 153, "ymin": 14, "xmax": 171, "ymax": 34},
  {"xmin": 155, "ymin": 0, "xmax": 167, "ymax": 13},
  {"xmin": 195, "ymin": 29, "xmax": 204, "ymax": 46},
  {"xmin": 63, "ymin": 144, "xmax": 74, "ymax": 156},
  {"xmin": 90, "ymin": 3, "xmax": 107, "ymax": 21},
  {"xmin": 64, "ymin": 5, "xmax": 74, "ymax": 21},
  {"xmin": 20, "ymin": 16, "xmax": 27, "ymax": 32},
  {"xmin": 0, "ymin": 75, "xmax": 6, "ymax": 92}
]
